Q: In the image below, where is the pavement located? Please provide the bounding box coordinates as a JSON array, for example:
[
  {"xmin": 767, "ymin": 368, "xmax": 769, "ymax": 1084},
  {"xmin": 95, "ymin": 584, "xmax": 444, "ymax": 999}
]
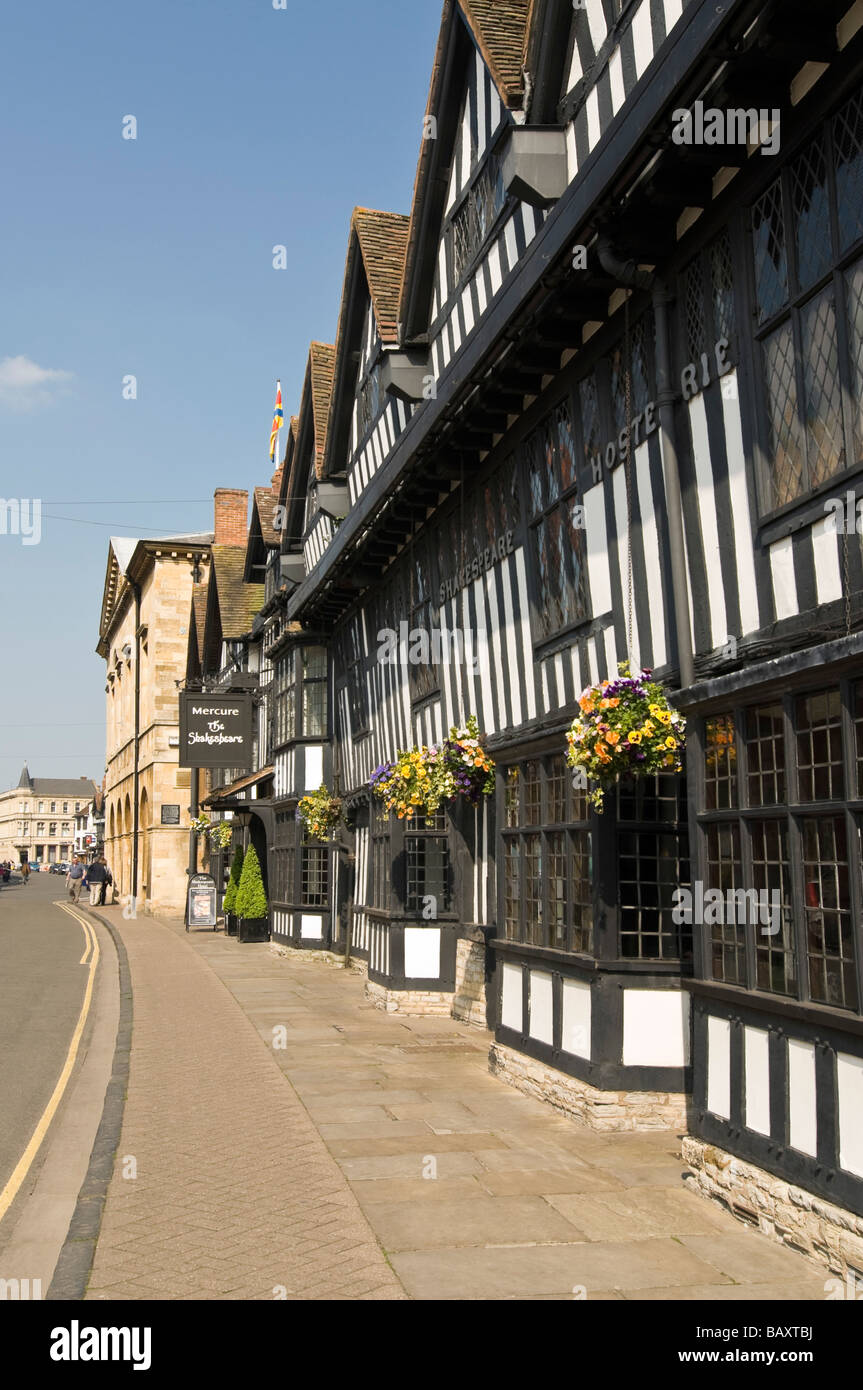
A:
[{"xmin": 77, "ymin": 905, "xmax": 831, "ymax": 1301}]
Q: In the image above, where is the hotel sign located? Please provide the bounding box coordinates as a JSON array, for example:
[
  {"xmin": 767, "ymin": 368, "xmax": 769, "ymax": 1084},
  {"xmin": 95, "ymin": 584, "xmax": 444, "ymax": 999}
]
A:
[
  {"xmin": 178, "ymin": 693, "xmax": 253, "ymax": 769},
  {"xmin": 438, "ymin": 531, "xmax": 515, "ymax": 605}
]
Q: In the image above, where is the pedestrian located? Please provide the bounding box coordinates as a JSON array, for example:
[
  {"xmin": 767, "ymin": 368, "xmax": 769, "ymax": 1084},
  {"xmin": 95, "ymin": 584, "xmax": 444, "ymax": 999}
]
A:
[
  {"xmin": 101, "ymin": 863, "xmax": 113, "ymax": 906},
  {"xmin": 66, "ymin": 856, "xmax": 85, "ymax": 903},
  {"xmin": 86, "ymin": 855, "xmax": 110, "ymax": 907},
  {"xmin": 21, "ymin": 861, "xmax": 30, "ymax": 883}
]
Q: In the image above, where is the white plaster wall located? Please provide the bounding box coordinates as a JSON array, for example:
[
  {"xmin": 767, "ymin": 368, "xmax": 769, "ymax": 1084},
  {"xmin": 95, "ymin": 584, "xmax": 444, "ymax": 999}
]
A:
[
  {"xmin": 744, "ymin": 1026, "xmax": 771, "ymax": 1136},
  {"xmin": 404, "ymin": 927, "xmax": 441, "ymax": 980},
  {"xmin": 561, "ymin": 977, "xmax": 591, "ymax": 1060},
  {"xmin": 788, "ymin": 1038, "xmax": 817, "ymax": 1158},
  {"xmin": 528, "ymin": 970, "xmax": 553, "ymax": 1046},
  {"xmin": 304, "ymin": 745, "xmax": 323, "ymax": 791},
  {"xmin": 837, "ymin": 1051, "xmax": 863, "ymax": 1178},
  {"xmin": 707, "ymin": 1016, "xmax": 731, "ymax": 1119},
  {"xmin": 501, "ymin": 962, "xmax": 522, "ymax": 1032},
  {"xmin": 622, "ymin": 989, "xmax": 690, "ymax": 1067},
  {"xmin": 300, "ymin": 914, "xmax": 323, "ymax": 940}
]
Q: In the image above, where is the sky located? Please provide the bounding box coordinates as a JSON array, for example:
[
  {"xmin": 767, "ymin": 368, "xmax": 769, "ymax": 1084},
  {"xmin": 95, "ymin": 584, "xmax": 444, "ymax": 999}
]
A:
[{"xmin": 0, "ymin": 0, "xmax": 441, "ymax": 786}]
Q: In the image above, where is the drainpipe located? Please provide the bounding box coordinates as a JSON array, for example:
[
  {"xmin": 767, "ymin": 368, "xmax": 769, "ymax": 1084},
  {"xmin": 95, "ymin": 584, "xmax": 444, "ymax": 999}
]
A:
[
  {"xmin": 596, "ymin": 238, "xmax": 695, "ymax": 689},
  {"xmin": 130, "ymin": 579, "xmax": 142, "ymax": 903}
]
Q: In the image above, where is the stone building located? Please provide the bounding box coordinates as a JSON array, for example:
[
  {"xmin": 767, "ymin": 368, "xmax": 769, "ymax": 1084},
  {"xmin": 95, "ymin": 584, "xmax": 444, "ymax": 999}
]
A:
[
  {"xmin": 0, "ymin": 766, "xmax": 97, "ymax": 866},
  {"xmin": 97, "ymin": 522, "xmax": 216, "ymax": 914}
]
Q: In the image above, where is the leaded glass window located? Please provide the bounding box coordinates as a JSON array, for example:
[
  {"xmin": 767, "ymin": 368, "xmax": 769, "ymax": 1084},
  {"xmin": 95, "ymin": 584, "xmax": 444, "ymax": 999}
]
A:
[
  {"xmin": 523, "ymin": 396, "xmax": 590, "ymax": 641},
  {"xmin": 359, "ymin": 360, "xmax": 381, "ymax": 440},
  {"xmin": 272, "ymin": 652, "xmax": 296, "ymax": 748},
  {"xmin": 751, "ymin": 91, "xmax": 863, "ymax": 511},
  {"xmin": 501, "ymin": 753, "xmax": 592, "ymax": 954},
  {"xmin": 681, "ymin": 230, "xmax": 737, "ymax": 363},
  {"xmin": 705, "ymin": 714, "xmax": 737, "ymax": 811},
  {"xmin": 617, "ymin": 775, "xmax": 691, "ymax": 962},
  {"xmin": 405, "ymin": 809, "xmax": 451, "ymax": 916},
  {"xmin": 448, "ymin": 155, "xmax": 507, "ymax": 289},
  {"xmin": 345, "ymin": 615, "xmax": 368, "ymax": 736},
  {"xmin": 301, "ymin": 647, "xmax": 328, "ymax": 738},
  {"xmin": 408, "ymin": 538, "xmax": 438, "ymax": 705},
  {"xmin": 698, "ymin": 685, "xmax": 863, "ymax": 1012},
  {"xmin": 301, "ymin": 835, "xmax": 328, "ymax": 907}
]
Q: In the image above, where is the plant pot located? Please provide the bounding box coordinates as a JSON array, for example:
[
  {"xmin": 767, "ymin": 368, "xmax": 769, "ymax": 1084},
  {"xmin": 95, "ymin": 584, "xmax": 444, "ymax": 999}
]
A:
[
  {"xmin": 237, "ymin": 915, "xmax": 269, "ymax": 943},
  {"xmin": 225, "ymin": 912, "xmax": 238, "ymax": 937}
]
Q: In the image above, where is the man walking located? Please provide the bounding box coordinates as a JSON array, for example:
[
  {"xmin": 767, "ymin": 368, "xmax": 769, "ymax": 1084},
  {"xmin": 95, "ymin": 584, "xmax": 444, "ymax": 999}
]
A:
[
  {"xmin": 86, "ymin": 856, "xmax": 110, "ymax": 906},
  {"xmin": 66, "ymin": 856, "xmax": 85, "ymax": 903}
]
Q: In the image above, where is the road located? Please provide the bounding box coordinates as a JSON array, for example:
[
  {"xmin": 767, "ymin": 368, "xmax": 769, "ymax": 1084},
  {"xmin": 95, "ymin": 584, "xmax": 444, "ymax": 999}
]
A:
[{"xmin": 0, "ymin": 872, "xmax": 93, "ymax": 1222}]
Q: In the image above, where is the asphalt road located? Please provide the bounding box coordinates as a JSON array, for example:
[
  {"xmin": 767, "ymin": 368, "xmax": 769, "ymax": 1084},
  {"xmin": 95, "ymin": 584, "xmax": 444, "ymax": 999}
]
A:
[{"xmin": 0, "ymin": 872, "xmax": 90, "ymax": 1202}]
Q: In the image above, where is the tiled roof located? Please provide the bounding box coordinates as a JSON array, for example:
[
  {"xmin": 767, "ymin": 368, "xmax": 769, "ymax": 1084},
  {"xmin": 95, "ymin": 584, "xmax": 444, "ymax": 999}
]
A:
[
  {"xmin": 210, "ymin": 547, "xmax": 264, "ymax": 639},
  {"xmin": 461, "ymin": 0, "xmax": 531, "ymax": 106},
  {"xmin": 253, "ymin": 486, "xmax": 280, "ymax": 547},
  {"xmin": 309, "ymin": 343, "xmax": 336, "ymax": 479},
  {"xmin": 12, "ymin": 774, "xmax": 99, "ymax": 796},
  {"xmin": 352, "ymin": 208, "xmax": 410, "ymax": 344}
]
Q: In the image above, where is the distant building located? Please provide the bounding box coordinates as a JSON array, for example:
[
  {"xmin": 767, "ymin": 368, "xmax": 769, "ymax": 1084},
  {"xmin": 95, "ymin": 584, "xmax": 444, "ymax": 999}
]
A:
[
  {"xmin": 73, "ymin": 786, "xmax": 106, "ymax": 861},
  {"xmin": 0, "ymin": 766, "xmax": 98, "ymax": 865}
]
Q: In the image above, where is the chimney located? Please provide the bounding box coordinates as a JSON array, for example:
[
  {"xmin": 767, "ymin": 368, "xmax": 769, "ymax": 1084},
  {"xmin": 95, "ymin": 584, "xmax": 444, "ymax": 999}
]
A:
[
  {"xmin": 213, "ymin": 488, "xmax": 249, "ymax": 546},
  {"xmin": 271, "ymin": 463, "xmax": 284, "ymax": 492}
]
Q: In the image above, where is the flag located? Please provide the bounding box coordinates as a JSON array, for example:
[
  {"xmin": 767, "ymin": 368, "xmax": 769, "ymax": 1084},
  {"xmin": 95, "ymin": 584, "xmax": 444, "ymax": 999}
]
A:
[{"xmin": 269, "ymin": 380, "xmax": 283, "ymax": 461}]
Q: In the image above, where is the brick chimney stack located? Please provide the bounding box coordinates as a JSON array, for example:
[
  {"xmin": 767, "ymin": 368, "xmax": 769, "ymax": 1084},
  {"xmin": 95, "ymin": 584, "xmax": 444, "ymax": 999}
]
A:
[{"xmin": 213, "ymin": 488, "xmax": 249, "ymax": 546}]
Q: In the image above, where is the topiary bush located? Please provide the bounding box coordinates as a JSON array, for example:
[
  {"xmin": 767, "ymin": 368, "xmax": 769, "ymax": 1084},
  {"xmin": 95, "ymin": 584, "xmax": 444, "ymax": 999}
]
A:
[
  {"xmin": 223, "ymin": 845, "xmax": 244, "ymax": 915},
  {"xmin": 235, "ymin": 844, "xmax": 268, "ymax": 920}
]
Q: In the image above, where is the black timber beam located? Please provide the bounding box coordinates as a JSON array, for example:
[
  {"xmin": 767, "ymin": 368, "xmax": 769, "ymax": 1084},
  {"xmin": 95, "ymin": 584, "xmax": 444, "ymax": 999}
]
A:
[{"xmin": 288, "ymin": 0, "xmax": 759, "ymax": 624}]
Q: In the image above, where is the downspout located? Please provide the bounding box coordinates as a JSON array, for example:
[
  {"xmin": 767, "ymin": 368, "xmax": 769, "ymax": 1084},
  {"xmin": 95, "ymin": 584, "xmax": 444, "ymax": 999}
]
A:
[
  {"xmin": 131, "ymin": 579, "xmax": 142, "ymax": 903},
  {"xmin": 596, "ymin": 238, "xmax": 695, "ymax": 689}
]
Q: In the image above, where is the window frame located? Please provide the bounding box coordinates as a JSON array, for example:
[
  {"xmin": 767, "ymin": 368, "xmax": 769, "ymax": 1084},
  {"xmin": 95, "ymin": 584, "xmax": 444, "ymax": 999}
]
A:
[
  {"xmin": 695, "ymin": 678, "xmax": 863, "ymax": 1015},
  {"xmin": 748, "ymin": 92, "xmax": 863, "ymax": 517},
  {"xmin": 499, "ymin": 750, "xmax": 594, "ymax": 956}
]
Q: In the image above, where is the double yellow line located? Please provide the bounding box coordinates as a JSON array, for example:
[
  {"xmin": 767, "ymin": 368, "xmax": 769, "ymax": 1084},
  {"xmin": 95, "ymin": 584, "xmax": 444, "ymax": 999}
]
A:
[{"xmin": 0, "ymin": 904, "xmax": 100, "ymax": 1223}]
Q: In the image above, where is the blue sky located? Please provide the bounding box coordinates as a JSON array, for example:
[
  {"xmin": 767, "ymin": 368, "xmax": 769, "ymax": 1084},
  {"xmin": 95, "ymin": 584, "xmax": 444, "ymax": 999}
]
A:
[{"xmin": 0, "ymin": 0, "xmax": 440, "ymax": 784}]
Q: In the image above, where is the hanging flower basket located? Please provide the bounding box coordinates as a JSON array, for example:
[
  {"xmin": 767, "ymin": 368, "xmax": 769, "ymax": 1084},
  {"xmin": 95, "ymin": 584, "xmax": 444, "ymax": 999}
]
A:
[
  {"xmin": 565, "ymin": 663, "xmax": 685, "ymax": 811},
  {"xmin": 369, "ymin": 715, "xmax": 495, "ymax": 820},
  {"xmin": 190, "ymin": 814, "xmax": 233, "ymax": 850},
  {"xmin": 297, "ymin": 785, "xmax": 342, "ymax": 840}
]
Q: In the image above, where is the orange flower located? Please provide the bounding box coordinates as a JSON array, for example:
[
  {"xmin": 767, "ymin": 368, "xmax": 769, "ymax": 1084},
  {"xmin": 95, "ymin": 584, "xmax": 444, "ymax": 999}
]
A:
[{"xmin": 606, "ymin": 730, "xmax": 620, "ymax": 746}]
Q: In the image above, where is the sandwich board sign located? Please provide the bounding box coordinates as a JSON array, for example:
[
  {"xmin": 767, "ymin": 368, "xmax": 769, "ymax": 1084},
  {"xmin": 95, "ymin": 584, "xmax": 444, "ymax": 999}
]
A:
[{"xmin": 187, "ymin": 872, "xmax": 217, "ymax": 931}]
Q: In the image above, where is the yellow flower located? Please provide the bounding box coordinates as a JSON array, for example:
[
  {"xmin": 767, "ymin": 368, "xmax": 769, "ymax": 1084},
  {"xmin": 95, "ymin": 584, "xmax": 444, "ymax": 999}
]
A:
[
  {"xmin": 643, "ymin": 721, "xmax": 654, "ymax": 736},
  {"xmin": 664, "ymin": 754, "xmax": 675, "ymax": 766},
  {"xmin": 665, "ymin": 736, "xmax": 677, "ymax": 750},
  {"xmin": 629, "ymin": 731, "xmax": 642, "ymax": 745}
]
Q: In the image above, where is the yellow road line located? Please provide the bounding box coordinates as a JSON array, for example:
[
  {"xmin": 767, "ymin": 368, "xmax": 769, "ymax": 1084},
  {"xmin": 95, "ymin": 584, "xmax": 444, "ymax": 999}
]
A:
[
  {"xmin": 0, "ymin": 904, "xmax": 101, "ymax": 1223},
  {"xmin": 68, "ymin": 903, "xmax": 95, "ymax": 965}
]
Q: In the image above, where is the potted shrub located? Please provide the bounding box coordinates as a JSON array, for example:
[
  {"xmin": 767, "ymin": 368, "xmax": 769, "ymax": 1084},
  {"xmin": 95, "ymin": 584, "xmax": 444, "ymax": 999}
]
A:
[
  {"xmin": 235, "ymin": 845, "xmax": 270, "ymax": 943},
  {"xmin": 223, "ymin": 844, "xmax": 244, "ymax": 936},
  {"xmin": 565, "ymin": 663, "xmax": 686, "ymax": 811}
]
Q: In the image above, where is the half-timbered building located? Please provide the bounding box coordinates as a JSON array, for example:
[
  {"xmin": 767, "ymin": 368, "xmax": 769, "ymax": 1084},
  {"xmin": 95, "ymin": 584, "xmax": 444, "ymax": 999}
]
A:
[{"xmin": 198, "ymin": 0, "xmax": 863, "ymax": 1271}]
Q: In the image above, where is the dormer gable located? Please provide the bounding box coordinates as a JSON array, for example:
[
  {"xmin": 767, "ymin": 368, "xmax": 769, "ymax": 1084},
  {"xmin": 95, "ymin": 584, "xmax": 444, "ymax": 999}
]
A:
[
  {"xmin": 399, "ymin": 1, "xmax": 531, "ymax": 346},
  {"xmin": 323, "ymin": 208, "xmax": 410, "ymax": 505}
]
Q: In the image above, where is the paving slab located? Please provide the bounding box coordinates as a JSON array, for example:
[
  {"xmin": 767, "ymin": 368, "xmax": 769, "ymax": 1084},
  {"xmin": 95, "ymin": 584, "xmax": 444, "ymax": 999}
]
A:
[{"xmin": 83, "ymin": 911, "xmax": 831, "ymax": 1301}]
